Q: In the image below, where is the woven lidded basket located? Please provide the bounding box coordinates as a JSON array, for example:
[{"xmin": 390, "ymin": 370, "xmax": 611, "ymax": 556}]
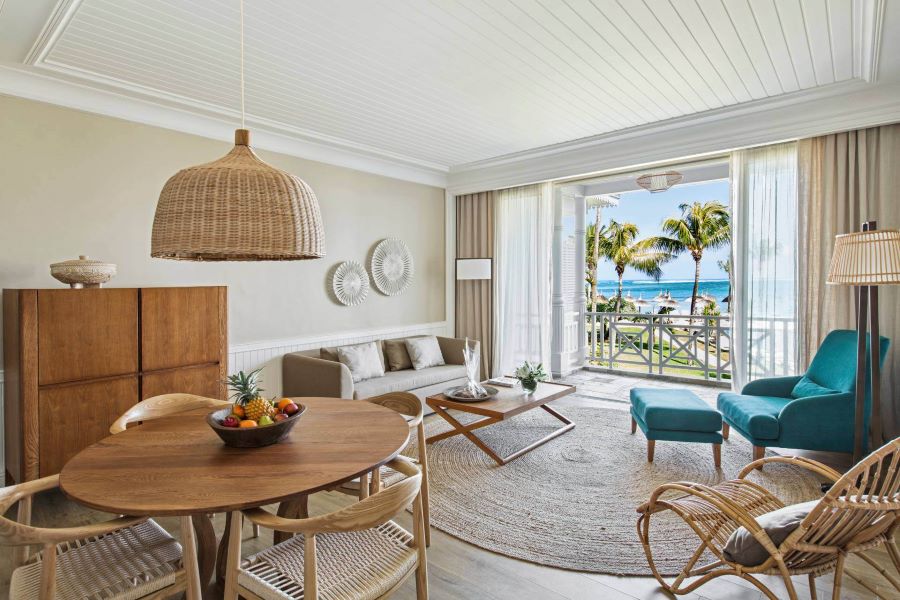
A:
[{"xmin": 151, "ymin": 129, "xmax": 325, "ymax": 261}]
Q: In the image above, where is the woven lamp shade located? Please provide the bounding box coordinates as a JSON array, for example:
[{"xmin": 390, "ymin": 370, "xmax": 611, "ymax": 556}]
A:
[
  {"xmin": 827, "ymin": 229, "xmax": 900, "ymax": 285},
  {"xmin": 151, "ymin": 129, "xmax": 325, "ymax": 261}
]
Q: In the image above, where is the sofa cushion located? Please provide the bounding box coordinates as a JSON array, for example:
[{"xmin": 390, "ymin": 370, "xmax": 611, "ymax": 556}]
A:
[
  {"xmin": 630, "ymin": 388, "xmax": 721, "ymax": 433},
  {"xmin": 717, "ymin": 393, "xmax": 790, "ymax": 440},
  {"xmin": 405, "ymin": 336, "xmax": 445, "ymax": 370},
  {"xmin": 321, "ymin": 340, "xmax": 386, "ymax": 371},
  {"xmin": 384, "ymin": 338, "xmax": 414, "ymax": 371},
  {"xmin": 336, "ymin": 342, "xmax": 385, "ymax": 383},
  {"xmin": 723, "ymin": 500, "xmax": 818, "ymax": 566},
  {"xmin": 790, "ymin": 375, "xmax": 840, "ymax": 399},
  {"xmin": 353, "ymin": 364, "xmax": 466, "ymax": 398}
]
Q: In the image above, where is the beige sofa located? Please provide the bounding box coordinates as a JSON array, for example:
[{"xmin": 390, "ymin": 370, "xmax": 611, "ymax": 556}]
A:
[{"xmin": 282, "ymin": 336, "xmax": 474, "ymax": 409}]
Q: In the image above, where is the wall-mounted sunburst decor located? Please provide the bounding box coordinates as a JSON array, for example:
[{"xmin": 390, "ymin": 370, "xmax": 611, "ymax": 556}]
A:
[
  {"xmin": 332, "ymin": 261, "xmax": 370, "ymax": 306},
  {"xmin": 371, "ymin": 238, "xmax": 414, "ymax": 296}
]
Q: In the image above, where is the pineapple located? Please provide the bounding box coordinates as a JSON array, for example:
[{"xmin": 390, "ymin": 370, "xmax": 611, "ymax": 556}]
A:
[{"xmin": 227, "ymin": 368, "xmax": 272, "ymax": 422}]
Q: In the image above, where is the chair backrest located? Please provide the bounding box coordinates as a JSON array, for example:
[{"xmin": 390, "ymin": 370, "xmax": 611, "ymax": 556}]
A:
[
  {"xmin": 244, "ymin": 456, "xmax": 422, "ymax": 536},
  {"xmin": 365, "ymin": 392, "xmax": 423, "ymax": 429},
  {"xmin": 110, "ymin": 393, "xmax": 230, "ymax": 434},
  {"xmin": 782, "ymin": 438, "xmax": 900, "ymax": 569},
  {"xmin": 806, "ymin": 329, "xmax": 890, "ymax": 393}
]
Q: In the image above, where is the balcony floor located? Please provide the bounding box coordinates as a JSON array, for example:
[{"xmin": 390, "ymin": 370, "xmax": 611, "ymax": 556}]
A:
[{"xmin": 557, "ymin": 368, "xmax": 721, "ymax": 408}]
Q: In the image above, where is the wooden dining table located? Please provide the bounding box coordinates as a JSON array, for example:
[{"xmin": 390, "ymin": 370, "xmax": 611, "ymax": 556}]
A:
[{"xmin": 59, "ymin": 397, "xmax": 411, "ymax": 588}]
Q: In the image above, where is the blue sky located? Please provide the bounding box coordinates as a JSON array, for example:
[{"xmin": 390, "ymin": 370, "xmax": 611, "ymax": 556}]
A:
[{"xmin": 591, "ymin": 178, "xmax": 731, "ymax": 281}]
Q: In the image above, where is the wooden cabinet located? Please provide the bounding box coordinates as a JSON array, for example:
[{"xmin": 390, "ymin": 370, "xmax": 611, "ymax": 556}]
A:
[{"xmin": 3, "ymin": 286, "xmax": 227, "ymax": 483}]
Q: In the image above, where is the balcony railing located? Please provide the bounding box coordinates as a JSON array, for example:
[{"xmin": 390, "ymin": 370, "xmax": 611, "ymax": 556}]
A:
[
  {"xmin": 586, "ymin": 311, "xmax": 797, "ymax": 383},
  {"xmin": 587, "ymin": 311, "xmax": 731, "ymax": 381}
]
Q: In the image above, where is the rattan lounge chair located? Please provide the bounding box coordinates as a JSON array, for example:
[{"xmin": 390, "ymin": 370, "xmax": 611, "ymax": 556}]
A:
[{"xmin": 637, "ymin": 439, "xmax": 900, "ymax": 599}]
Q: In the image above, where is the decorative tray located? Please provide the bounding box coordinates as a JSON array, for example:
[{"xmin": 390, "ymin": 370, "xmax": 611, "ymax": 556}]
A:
[{"xmin": 443, "ymin": 385, "xmax": 500, "ymax": 403}]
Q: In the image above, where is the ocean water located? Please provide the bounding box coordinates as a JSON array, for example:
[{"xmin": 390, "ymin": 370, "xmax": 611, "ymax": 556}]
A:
[{"xmin": 595, "ymin": 279, "xmax": 731, "ymax": 309}]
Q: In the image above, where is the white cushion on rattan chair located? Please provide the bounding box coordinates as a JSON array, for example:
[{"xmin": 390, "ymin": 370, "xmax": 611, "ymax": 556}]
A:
[
  {"xmin": 9, "ymin": 520, "xmax": 182, "ymax": 600},
  {"xmin": 239, "ymin": 521, "xmax": 417, "ymax": 600}
]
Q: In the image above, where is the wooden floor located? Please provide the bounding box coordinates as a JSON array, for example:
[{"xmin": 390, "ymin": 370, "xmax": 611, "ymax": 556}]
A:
[{"xmin": 2, "ymin": 372, "xmax": 896, "ymax": 599}]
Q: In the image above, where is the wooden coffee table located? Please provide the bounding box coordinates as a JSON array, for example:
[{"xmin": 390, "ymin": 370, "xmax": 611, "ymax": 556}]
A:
[{"xmin": 425, "ymin": 381, "xmax": 575, "ymax": 465}]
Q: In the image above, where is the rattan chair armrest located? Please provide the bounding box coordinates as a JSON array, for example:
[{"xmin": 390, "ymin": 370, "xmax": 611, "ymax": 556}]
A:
[
  {"xmin": 737, "ymin": 455, "xmax": 842, "ymax": 483},
  {"xmin": 643, "ymin": 482, "xmax": 772, "ymax": 540}
]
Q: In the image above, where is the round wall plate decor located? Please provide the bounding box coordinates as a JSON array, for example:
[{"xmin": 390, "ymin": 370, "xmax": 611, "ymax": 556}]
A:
[
  {"xmin": 371, "ymin": 238, "xmax": 414, "ymax": 295},
  {"xmin": 332, "ymin": 261, "xmax": 370, "ymax": 306}
]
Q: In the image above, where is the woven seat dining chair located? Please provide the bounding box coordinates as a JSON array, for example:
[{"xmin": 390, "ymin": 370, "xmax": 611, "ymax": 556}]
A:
[
  {"xmin": 223, "ymin": 455, "xmax": 428, "ymax": 600},
  {"xmin": 637, "ymin": 438, "xmax": 900, "ymax": 599},
  {"xmin": 0, "ymin": 474, "xmax": 203, "ymax": 599},
  {"xmin": 109, "ymin": 393, "xmax": 264, "ymax": 539}
]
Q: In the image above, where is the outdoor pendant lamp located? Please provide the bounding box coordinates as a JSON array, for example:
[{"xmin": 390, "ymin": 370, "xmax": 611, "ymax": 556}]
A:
[{"xmin": 151, "ymin": 0, "xmax": 324, "ymax": 261}]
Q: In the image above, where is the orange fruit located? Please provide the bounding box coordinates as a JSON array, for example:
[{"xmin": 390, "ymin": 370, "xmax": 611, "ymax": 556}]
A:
[
  {"xmin": 231, "ymin": 405, "xmax": 245, "ymax": 418},
  {"xmin": 239, "ymin": 419, "xmax": 258, "ymax": 428},
  {"xmin": 276, "ymin": 398, "xmax": 294, "ymax": 411}
]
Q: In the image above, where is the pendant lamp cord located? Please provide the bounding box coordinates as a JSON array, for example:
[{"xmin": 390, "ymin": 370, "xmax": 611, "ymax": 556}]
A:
[{"xmin": 239, "ymin": 0, "xmax": 245, "ymax": 129}]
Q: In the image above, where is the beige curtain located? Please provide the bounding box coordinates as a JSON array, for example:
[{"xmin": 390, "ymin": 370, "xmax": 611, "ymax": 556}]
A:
[
  {"xmin": 456, "ymin": 191, "xmax": 494, "ymax": 378},
  {"xmin": 798, "ymin": 123, "xmax": 900, "ymax": 439}
]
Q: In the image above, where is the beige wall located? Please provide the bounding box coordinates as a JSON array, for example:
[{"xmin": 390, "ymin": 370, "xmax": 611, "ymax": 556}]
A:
[{"xmin": 0, "ymin": 95, "xmax": 446, "ymax": 360}]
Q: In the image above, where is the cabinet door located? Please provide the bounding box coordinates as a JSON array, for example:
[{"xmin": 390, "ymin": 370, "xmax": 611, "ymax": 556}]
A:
[
  {"xmin": 39, "ymin": 377, "xmax": 138, "ymax": 476},
  {"xmin": 142, "ymin": 364, "xmax": 225, "ymax": 400},
  {"xmin": 141, "ymin": 287, "xmax": 226, "ymax": 371},
  {"xmin": 38, "ymin": 289, "xmax": 138, "ymax": 385}
]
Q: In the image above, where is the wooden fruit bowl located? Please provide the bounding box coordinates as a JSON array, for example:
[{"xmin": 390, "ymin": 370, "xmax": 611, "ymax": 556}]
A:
[{"xmin": 206, "ymin": 404, "xmax": 307, "ymax": 448}]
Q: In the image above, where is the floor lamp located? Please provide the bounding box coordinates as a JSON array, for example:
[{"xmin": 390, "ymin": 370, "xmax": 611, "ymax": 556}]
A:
[{"xmin": 826, "ymin": 222, "xmax": 900, "ymax": 462}]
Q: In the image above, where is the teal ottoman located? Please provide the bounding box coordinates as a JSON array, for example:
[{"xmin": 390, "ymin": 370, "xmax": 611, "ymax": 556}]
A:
[{"xmin": 630, "ymin": 388, "xmax": 723, "ymax": 467}]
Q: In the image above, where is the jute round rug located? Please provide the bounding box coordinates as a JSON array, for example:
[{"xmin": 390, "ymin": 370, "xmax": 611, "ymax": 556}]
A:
[{"xmin": 411, "ymin": 404, "xmax": 823, "ymax": 576}]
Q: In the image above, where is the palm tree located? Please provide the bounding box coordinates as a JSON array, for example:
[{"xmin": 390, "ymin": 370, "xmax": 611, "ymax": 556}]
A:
[
  {"xmin": 653, "ymin": 201, "xmax": 731, "ymax": 316},
  {"xmin": 717, "ymin": 258, "xmax": 732, "ymax": 314},
  {"xmin": 596, "ymin": 220, "xmax": 673, "ymax": 314}
]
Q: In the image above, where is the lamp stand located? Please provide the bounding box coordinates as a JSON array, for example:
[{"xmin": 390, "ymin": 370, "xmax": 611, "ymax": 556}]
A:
[{"xmin": 853, "ymin": 220, "xmax": 882, "ymax": 463}]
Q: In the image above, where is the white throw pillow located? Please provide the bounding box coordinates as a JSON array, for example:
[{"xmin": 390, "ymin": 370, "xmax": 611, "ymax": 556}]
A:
[
  {"xmin": 404, "ymin": 336, "xmax": 445, "ymax": 370},
  {"xmin": 336, "ymin": 342, "xmax": 385, "ymax": 383}
]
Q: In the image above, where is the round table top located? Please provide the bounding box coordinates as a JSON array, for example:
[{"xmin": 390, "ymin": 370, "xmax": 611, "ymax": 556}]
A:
[{"xmin": 60, "ymin": 397, "xmax": 410, "ymax": 516}]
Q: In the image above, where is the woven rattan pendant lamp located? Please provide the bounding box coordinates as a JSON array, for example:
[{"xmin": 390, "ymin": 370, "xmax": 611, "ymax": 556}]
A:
[{"xmin": 151, "ymin": 1, "xmax": 324, "ymax": 261}]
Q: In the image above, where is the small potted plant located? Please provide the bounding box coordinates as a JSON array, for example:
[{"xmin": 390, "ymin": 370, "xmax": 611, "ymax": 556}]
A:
[{"xmin": 515, "ymin": 361, "xmax": 548, "ymax": 394}]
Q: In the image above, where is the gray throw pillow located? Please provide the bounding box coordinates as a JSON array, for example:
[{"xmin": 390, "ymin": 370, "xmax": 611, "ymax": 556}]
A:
[
  {"xmin": 336, "ymin": 342, "xmax": 385, "ymax": 383},
  {"xmin": 404, "ymin": 336, "xmax": 445, "ymax": 370},
  {"xmin": 383, "ymin": 338, "xmax": 413, "ymax": 371},
  {"xmin": 723, "ymin": 500, "xmax": 818, "ymax": 566}
]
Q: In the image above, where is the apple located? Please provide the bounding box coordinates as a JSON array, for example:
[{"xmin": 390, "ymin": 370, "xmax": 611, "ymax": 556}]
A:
[
  {"xmin": 258, "ymin": 415, "xmax": 275, "ymax": 427},
  {"xmin": 274, "ymin": 413, "xmax": 288, "ymax": 422},
  {"xmin": 221, "ymin": 416, "xmax": 240, "ymax": 428},
  {"xmin": 282, "ymin": 402, "xmax": 300, "ymax": 416}
]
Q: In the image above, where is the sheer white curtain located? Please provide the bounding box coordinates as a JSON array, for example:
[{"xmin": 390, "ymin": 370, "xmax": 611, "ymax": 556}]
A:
[
  {"xmin": 730, "ymin": 142, "xmax": 799, "ymax": 390},
  {"xmin": 492, "ymin": 183, "xmax": 553, "ymax": 377}
]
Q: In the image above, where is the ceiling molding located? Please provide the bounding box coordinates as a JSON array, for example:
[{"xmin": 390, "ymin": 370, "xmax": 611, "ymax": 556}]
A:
[
  {"xmin": 447, "ymin": 79, "xmax": 900, "ymax": 195},
  {"xmin": 0, "ymin": 63, "xmax": 448, "ymax": 187},
  {"xmin": 23, "ymin": 0, "xmax": 80, "ymax": 65},
  {"xmin": 857, "ymin": 0, "xmax": 886, "ymax": 82}
]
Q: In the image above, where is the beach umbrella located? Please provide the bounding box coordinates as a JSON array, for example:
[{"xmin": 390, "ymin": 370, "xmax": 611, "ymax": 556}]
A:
[
  {"xmin": 700, "ymin": 292, "xmax": 717, "ymax": 303},
  {"xmin": 660, "ymin": 298, "xmax": 680, "ymax": 310},
  {"xmin": 594, "ymin": 292, "xmax": 608, "ymax": 304},
  {"xmin": 685, "ymin": 296, "xmax": 709, "ymax": 306},
  {"xmin": 624, "ymin": 292, "xmax": 636, "ymax": 303},
  {"xmin": 634, "ymin": 296, "xmax": 650, "ymax": 311},
  {"xmin": 651, "ymin": 291, "xmax": 667, "ymax": 302},
  {"xmin": 721, "ymin": 294, "xmax": 731, "ymax": 303}
]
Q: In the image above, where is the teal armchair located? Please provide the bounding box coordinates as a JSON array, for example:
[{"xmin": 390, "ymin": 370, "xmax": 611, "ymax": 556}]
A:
[{"xmin": 717, "ymin": 330, "xmax": 890, "ymax": 457}]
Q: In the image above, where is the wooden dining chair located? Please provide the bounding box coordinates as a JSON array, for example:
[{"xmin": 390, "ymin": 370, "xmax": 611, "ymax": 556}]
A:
[
  {"xmin": 333, "ymin": 392, "xmax": 431, "ymax": 547},
  {"xmin": 110, "ymin": 392, "xmax": 230, "ymax": 434},
  {"xmin": 0, "ymin": 474, "xmax": 203, "ymax": 600},
  {"xmin": 224, "ymin": 455, "xmax": 428, "ymax": 600},
  {"xmin": 109, "ymin": 393, "xmax": 264, "ymax": 540}
]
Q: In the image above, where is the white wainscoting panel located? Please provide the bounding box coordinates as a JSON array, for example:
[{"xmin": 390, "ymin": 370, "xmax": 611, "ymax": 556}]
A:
[{"xmin": 228, "ymin": 321, "xmax": 450, "ymax": 398}]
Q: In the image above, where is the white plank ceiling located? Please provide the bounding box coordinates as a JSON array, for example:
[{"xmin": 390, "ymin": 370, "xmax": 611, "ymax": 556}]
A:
[{"xmin": 7, "ymin": 0, "xmax": 887, "ymax": 169}]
